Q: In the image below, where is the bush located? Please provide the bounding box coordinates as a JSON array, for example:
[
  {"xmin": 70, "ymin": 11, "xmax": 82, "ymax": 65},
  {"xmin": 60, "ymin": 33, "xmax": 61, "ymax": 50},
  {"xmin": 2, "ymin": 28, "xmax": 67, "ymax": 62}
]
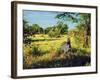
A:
[
  {"xmin": 23, "ymin": 38, "xmax": 32, "ymax": 44},
  {"xmin": 29, "ymin": 46, "xmax": 42, "ymax": 56},
  {"xmin": 48, "ymin": 30, "xmax": 60, "ymax": 38},
  {"xmin": 48, "ymin": 30, "xmax": 55, "ymax": 37}
]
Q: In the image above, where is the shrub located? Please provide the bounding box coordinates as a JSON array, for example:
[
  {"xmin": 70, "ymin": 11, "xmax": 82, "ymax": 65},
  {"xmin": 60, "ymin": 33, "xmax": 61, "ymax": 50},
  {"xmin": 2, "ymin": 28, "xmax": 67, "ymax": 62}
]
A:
[
  {"xmin": 48, "ymin": 28, "xmax": 60, "ymax": 38},
  {"xmin": 23, "ymin": 38, "xmax": 32, "ymax": 44},
  {"xmin": 48, "ymin": 30, "xmax": 56, "ymax": 38},
  {"xmin": 29, "ymin": 46, "xmax": 42, "ymax": 56}
]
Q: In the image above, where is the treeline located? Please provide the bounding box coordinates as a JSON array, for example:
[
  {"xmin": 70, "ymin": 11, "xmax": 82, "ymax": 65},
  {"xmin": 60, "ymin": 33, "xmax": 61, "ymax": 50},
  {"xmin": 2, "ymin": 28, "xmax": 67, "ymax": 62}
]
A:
[
  {"xmin": 23, "ymin": 20, "xmax": 68, "ymax": 38},
  {"xmin": 23, "ymin": 12, "xmax": 91, "ymax": 48}
]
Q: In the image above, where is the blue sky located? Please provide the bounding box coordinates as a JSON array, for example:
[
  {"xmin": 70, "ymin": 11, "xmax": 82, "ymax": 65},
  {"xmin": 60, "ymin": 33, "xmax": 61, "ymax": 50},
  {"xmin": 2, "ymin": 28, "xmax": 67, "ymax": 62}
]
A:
[{"xmin": 23, "ymin": 10, "xmax": 77, "ymax": 29}]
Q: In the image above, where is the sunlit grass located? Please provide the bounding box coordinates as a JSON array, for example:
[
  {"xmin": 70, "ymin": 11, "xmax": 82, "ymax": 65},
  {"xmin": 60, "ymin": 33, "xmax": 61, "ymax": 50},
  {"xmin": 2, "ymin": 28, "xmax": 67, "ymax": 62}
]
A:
[{"xmin": 23, "ymin": 34, "xmax": 91, "ymax": 68}]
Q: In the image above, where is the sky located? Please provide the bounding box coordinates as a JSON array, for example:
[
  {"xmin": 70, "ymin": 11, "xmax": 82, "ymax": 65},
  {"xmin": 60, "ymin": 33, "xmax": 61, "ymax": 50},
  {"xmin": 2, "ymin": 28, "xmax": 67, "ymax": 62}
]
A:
[{"xmin": 23, "ymin": 10, "xmax": 78, "ymax": 29}]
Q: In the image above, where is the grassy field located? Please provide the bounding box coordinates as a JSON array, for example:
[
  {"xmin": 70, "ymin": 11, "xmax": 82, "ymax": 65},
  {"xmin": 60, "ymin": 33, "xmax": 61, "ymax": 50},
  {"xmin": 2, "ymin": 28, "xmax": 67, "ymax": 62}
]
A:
[{"xmin": 23, "ymin": 34, "xmax": 91, "ymax": 69}]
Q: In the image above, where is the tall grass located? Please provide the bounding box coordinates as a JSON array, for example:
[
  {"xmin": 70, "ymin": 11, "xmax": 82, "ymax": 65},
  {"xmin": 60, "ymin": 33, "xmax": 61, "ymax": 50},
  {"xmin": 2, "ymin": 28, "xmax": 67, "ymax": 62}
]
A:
[{"xmin": 23, "ymin": 34, "xmax": 91, "ymax": 69}]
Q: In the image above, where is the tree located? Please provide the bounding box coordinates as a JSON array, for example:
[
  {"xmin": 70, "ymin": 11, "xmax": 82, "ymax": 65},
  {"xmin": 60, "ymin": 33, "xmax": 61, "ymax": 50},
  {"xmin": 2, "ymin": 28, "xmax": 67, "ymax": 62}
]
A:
[
  {"xmin": 61, "ymin": 24, "xmax": 68, "ymax": 34},
  {"xmin": 23, "ymin": 20, "xmax": 32, "ymax": 44},
  {"xmin": 48, "ymin": 30, "xmax": 56, "ymax": 38},
  {"xmin": 23, "ymin": 20, "xmax": 30, "ymax": 37},
  {"xmin": 45, "ymin": 22, "xmax": 68, "ymax": 38},
  {"xmin": 56, "ymin": 21, "xmax": 68, "ymax": 34},
  {"xmin": 56, "ymin": 12, "xmax": 91, "ymax": 47},
  {"xmin": 28, "ymin": 24, "xmax": 44, "ymax": 34},
  {"xmin": 45, "ymin": 27, "xmax": 53, "ymax": 34}
]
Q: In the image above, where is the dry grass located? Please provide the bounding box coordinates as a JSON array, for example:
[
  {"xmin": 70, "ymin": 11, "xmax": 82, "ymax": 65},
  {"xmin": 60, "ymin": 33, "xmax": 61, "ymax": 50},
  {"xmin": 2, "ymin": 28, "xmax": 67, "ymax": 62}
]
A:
[{"xmin": 23, "ymin": 34, "xmax": 91, "ymax": 69}]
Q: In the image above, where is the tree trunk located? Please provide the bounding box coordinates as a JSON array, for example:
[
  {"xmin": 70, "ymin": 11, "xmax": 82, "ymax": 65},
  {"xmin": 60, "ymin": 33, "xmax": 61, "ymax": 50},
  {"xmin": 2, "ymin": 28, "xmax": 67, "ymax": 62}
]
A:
[{"xmin": 84, "ymin": 25, "xmax": 90, "ymax": 48}]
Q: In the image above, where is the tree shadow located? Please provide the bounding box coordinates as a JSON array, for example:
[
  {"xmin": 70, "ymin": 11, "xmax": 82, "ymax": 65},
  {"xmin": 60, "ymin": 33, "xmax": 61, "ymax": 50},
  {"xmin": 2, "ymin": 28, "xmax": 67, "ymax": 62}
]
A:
[
  {"xmin": 23, "ymin": 38, "xmax": 60, "ymax": 44},
  {"xmin": 23, "ymin": 52, "xmax": 90, "ymax": 69}
]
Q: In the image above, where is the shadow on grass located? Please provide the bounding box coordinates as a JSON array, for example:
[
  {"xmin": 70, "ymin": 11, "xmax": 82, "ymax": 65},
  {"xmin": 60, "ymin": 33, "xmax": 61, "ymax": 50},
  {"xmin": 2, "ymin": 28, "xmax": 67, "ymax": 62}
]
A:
[
  {"xmin": 32, "ymin": 38, "xmax": 60, "ymax": 42},
  {"xmin": 23, "ymin": 52, "xmax": 90, "ymax": 69},
  {"xmin": 23, "ymin": 38, "xmax": 60, "ymax": 44}
]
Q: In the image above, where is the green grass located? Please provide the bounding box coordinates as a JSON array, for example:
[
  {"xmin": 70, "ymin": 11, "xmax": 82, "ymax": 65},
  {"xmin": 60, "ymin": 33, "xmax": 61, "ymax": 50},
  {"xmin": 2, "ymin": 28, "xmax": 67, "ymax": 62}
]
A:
[
  {"xmin": 23, "ymin": 34, "xmax": 91, "ymax": 69},
  {"xmin": 30, "ymin": 34, "xmax": 67, "ymax": 52}
]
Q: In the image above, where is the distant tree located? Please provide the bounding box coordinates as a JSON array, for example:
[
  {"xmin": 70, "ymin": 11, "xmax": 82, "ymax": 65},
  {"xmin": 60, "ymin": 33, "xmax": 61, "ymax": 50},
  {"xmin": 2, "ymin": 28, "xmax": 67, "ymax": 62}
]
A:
[
  {"xmin": 31, "ymin": 24, "xmax": 39, "ymax": 34},
  {"xmin": 45, "ymin": 27, "xmax": 53, "ymax": 34},
  {"xmin": 39, "ymin": 27, "xmax": 44, "ymax": 34},
  {"xmin": 47, "ymin": 26, "xmax": 59, "ymax": 38},
  {"xmin": 48, "ymin": 30, "xmax": 55, "ymax": 38},
  {"xmin": 30, "ymin": 24, "xmax": 44, "ymax": 34},
  {"xmin": 56, "ymin": 21, "xmax": 68, "ymax": 34},
  {"xmin": 45, "ymin": 21, "xmax": 68, "ymax": 38},
  {"xmin": 23, "ymin": 20, "xmax": 32, "ymax": 44},
  {"xmin": 23, "ymin": 20, "xmax": 30, "ymax": 37}
]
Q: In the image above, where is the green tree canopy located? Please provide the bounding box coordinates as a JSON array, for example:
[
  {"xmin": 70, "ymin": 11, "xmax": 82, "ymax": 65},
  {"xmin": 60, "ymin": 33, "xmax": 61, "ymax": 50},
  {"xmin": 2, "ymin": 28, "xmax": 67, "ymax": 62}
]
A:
[{"xmin": 56, "ymin": 12, "xmax": 91, "ymax": 47}]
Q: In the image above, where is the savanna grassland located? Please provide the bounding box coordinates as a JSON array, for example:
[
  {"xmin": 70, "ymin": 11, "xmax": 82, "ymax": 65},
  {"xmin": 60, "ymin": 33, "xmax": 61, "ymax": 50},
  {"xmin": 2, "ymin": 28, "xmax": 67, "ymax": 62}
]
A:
[{"xmin": 23, "ymin": 11, "xmax": 91, "ymax": 69}]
